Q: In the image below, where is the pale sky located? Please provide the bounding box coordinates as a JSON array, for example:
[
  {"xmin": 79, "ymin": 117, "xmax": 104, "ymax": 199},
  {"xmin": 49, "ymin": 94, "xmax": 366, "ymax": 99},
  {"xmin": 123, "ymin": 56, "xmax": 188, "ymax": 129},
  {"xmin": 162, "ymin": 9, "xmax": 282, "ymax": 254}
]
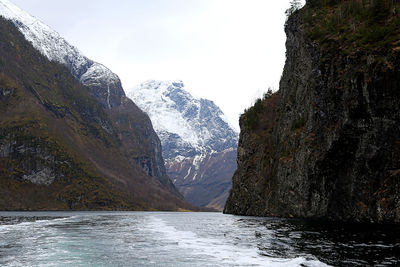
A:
[{"xmin": 12, "ymin": 0, "xmax": 305, "ymax": 130}]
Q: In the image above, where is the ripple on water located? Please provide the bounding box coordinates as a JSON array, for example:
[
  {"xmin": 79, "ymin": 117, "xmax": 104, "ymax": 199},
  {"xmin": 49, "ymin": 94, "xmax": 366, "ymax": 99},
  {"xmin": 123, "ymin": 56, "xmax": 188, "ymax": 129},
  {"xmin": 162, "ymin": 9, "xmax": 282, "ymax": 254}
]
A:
[{"xmin": 0, "ymin": 211, "xmax": 399, "ymax": 266}]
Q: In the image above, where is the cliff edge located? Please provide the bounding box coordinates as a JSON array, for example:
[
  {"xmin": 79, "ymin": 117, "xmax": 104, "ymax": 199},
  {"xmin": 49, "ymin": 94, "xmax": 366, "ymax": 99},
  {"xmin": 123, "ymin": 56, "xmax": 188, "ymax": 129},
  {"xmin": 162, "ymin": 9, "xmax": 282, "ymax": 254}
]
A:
[{"xmin": 224, "ymin": 0, "xmax": 400, "ymax": 223}]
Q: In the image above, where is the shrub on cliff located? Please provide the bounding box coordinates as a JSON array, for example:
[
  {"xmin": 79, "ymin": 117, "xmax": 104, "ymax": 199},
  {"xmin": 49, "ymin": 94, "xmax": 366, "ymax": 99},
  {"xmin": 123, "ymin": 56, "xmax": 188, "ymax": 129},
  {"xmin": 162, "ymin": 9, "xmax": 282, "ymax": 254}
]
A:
[
  {"xmin": 242, "ymin": 88, "xmax": 273, "ymax": 130},
  {"xmin": 302, "ymin": 0, "xmax": 400, "ymax": 52}
]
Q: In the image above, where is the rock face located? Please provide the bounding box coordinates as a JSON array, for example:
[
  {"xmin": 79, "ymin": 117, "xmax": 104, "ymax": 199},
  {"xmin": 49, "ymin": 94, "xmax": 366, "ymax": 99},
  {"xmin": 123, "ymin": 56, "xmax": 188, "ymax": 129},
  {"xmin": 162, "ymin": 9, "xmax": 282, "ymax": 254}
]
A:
[
  {"xmin": 166, "ymin": 148, "xmax": 237, "ymax": 210},
  {"xmin": 129, "ymin": 81, "xmax": 238, "ymax": 210},
  {"xmin": 224, "ymin": 0, "xmax": 400, "ymax": 223},
  {"xmin": 129, "ymin": 81, "xmax": 238, "ymax": 158},
  {"xmin": 0, "ymin": 1, "xmax": 189, "ymax": 210}
]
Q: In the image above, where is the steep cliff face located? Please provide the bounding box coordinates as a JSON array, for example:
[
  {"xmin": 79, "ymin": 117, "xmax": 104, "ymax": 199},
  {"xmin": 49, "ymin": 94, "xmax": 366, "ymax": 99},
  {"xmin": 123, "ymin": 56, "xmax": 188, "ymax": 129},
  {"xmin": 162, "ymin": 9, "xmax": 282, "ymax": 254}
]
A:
[
  {"xmin": 107, "ymin": 97, "xmax": 178, "ymax": 194},
  {"xmin": 225, "ymin": 0, "xmax": 400, "ymax": 223},
  {"xmin": 0, "ymin": 16, "xmax": 187, "ymax": 210}
]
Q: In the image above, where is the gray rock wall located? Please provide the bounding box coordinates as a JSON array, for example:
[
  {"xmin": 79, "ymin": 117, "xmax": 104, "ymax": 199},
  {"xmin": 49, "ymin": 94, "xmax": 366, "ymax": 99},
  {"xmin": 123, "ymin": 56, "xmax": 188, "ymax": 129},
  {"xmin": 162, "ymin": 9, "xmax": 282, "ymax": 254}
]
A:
[{"xmin": 224, "ymin": 10, "xmax": 400, "ymax": 223}]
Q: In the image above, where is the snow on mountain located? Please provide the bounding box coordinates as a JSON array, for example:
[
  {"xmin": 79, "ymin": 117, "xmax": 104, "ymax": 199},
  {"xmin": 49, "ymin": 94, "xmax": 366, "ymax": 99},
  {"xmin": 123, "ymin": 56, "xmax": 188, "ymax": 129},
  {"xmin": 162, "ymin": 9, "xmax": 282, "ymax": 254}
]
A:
[
  {"xmin": 0, "ymin": 0, "xmax": 238, "ymax": 209},
  {"xmin": 0, "ymin": 0, "xmax": 121, "ymax": 99},
  {"xmin": 0, "ymin": 0, "xmax": 184, "ymax": 195},
  {"xmin": 128, "ymin": 80, "xmax": 238, "ymax": 210},
  {"xmin": 128, "ymin": 80, "xmax": 238, "ymax": 159}
]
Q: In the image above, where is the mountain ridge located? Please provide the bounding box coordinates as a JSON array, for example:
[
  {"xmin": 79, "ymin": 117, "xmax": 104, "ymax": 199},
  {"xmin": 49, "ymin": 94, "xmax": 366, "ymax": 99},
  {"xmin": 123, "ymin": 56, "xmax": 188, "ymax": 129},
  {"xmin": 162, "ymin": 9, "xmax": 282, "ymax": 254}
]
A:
[
  {"xmin": 0, "ymin": 0, "xmax": 190, "ymax": 210},
  {"xmin": 0, "ymin": 0, "xmax": 123, "ymax": 109},
  {"xmin": 129, "ymin": 80, "xmax": 238, "ymax": 210},
  {"xmin": 129, "ymin": 80, "xmax": 238, "ymax": 158}
]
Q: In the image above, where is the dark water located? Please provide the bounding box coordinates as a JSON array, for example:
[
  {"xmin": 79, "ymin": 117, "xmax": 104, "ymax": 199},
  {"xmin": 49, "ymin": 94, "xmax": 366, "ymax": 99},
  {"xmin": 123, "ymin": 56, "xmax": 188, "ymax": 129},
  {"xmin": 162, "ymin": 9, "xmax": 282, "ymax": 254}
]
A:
[{"xmin": 0, "ymin": 212, "xmax": 399, "ymax": 266}]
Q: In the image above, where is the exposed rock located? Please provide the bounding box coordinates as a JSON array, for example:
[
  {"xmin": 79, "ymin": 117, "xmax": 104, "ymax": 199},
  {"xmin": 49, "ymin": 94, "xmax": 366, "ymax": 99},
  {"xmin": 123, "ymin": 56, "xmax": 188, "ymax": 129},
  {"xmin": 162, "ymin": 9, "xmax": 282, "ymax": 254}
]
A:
[
  {"xmin": 0, "ymin": 87, "xmax": 14, "ymax": 96},
  {"xmin": 129, "ymin": 81, "xmax": 238, "ymax": 209},
  {"xmin": 225, "ymin": 1, "xmax": 400, "ymax": 223},
  {"xmin": 129, "ymin": 80, "xmax": 238, "ymax": 158},
  {"xmin": 22, "ymin": 168, "xmax": 55, "ymax": 185},
  {"xmin": 166, "ymin": 148, "xmax": 236, "ymax": 210},
  {"xmin": 0, "ymin": 133, "xmax": 64, "ymax": 185}
]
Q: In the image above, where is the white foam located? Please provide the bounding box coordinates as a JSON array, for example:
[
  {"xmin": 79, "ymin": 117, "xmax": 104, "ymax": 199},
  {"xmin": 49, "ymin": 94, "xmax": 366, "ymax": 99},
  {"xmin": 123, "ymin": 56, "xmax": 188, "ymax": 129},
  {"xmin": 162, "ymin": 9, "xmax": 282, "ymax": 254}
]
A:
[
  {"xmin": 145, "ymin": 216, "xmax": 330, "ymax": 266},
  {"xmin": 0, "ymin": 216, "xmax": 76, "ymax": 233}
]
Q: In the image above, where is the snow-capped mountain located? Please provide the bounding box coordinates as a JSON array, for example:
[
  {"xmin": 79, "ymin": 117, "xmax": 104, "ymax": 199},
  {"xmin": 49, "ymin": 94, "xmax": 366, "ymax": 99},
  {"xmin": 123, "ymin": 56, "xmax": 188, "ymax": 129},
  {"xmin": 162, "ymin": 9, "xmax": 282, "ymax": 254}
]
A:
[
  {"xmin": 0, "ymin": 0, "xmax": 237, "ymax": 209},
  {"xmin": 0, "ymin": 0, "xmax": 182, "ymax": 199},
  {"xmin": 129, "ymin": 80, "xmax": 238, "ymax": 159},
  {"xmin": 129, "ymin": 80, "xmax": 238, "ymax": 210},
  {"xmin": 0, "ymin": 0, "xmax": 124, "ymax": 109}
]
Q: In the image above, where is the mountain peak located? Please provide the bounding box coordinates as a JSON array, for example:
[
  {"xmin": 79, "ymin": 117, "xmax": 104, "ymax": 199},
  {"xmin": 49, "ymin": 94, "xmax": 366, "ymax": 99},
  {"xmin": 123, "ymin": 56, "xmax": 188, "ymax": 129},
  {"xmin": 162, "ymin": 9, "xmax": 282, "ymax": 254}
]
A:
[
  {"xmin": 139, "ymin": 80, "xmax": 187, "ymax": 95},
  {"xmin": 129, "ymin": 80, "xmax": 238, "ymax": 209},
  {"xmin": 128, "ymin": 80, "xmax": 238, "ymax": 159},
  {"xmin": 0, "ymin": 0, "xmax": 123, "ymax": 107}
]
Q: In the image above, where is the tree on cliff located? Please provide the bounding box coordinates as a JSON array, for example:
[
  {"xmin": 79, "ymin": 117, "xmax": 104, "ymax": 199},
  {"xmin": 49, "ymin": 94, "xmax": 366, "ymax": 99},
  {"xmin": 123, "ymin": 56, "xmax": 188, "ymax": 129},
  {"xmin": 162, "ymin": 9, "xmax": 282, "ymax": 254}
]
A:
[{"xmin": 286, "ymin": 0, "xmax": 302, "ymax": 17}]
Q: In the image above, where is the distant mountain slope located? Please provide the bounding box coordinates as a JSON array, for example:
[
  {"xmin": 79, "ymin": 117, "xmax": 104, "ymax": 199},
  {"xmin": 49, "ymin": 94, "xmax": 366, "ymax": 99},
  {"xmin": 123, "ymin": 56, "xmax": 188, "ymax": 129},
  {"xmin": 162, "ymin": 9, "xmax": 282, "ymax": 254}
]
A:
[
  {"xmin": 0, "ymin": 1, "xmax": 190, "ymax": 210},
  {"xmin": 166, "ymin": 148, "xmax": 237, "ymax": 210},
  {"xmin": 129, "ymin": 80, "xmax": 238, "ymax": 210},
  {"xmin": 129, "ymin": 80, "xmax": 238, "ymax": 158}
]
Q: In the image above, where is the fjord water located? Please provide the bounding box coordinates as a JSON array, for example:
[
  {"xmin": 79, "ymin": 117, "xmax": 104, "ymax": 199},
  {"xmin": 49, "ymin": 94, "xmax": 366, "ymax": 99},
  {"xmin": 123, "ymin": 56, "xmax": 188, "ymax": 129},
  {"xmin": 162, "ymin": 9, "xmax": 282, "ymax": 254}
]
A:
[{"xmin": 0, "ymin": 212, "xmax": 399, "ymax": 266}]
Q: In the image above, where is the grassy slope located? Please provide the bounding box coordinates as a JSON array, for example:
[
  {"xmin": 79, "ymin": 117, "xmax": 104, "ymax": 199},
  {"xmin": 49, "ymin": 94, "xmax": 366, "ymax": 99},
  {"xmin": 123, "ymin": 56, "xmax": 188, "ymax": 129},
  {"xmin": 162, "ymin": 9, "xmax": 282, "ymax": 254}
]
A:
[{"xmin": 303, "ymin": 0, "xmax": 400, "ymax": 54}]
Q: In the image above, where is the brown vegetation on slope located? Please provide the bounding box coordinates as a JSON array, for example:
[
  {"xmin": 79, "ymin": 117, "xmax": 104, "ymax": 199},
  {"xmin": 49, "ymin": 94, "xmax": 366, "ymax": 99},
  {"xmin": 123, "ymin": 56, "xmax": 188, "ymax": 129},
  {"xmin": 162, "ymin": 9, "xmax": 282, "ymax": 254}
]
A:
[{"xmin": 0, "ymin": 17, "xmax": 194, "ymax": 211}]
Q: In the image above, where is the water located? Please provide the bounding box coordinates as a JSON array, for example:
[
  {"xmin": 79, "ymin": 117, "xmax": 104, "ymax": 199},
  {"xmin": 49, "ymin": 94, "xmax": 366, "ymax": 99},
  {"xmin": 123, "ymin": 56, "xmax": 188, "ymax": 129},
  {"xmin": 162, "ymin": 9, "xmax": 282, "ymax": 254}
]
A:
[{"xmin": 0, "ymin": 212, "xmax": 399, "ymax": 266}]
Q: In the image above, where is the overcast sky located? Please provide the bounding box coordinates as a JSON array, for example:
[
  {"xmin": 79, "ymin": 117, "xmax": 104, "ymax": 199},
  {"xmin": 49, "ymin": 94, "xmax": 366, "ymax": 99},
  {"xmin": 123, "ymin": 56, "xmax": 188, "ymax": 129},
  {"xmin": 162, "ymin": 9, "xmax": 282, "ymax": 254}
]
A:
[{"xmin": 12, "ymin": 0, "xmax": 305, "ymax": 130}]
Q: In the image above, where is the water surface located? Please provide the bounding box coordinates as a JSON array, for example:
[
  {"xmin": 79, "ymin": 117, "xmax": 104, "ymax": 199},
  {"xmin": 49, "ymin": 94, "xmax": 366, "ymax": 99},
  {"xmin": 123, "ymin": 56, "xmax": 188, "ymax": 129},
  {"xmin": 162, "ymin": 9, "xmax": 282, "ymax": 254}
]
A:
[{"xmin": 0, "ymin": 211, "xmax": 399, "ymax": 266}]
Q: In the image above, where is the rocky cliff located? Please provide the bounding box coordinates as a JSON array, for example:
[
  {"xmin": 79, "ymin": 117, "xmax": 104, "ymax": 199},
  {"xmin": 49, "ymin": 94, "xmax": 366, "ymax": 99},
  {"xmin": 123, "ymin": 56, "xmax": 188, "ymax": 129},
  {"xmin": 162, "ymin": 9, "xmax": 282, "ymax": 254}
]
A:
[
  {"xmin": 129, "ymin": 81, "xmax": 238, "ymax": 210},
  {"xmin": 0, "ymin": 2, "xmax": 189, "ymax": 210},
  {"xmin": 166, "ymin": 148, "xmax": 237, "ymax": 210},
  {"xmin": 225, "ymin": 0, "xmax": 400, "ymax": 223}
]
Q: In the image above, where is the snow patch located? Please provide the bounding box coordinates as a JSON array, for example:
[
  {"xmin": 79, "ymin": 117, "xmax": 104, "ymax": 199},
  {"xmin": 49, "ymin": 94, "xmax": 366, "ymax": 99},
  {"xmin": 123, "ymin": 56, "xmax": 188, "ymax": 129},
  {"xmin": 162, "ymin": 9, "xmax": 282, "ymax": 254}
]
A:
[
  {"xmin": 183, "ymin": 166, "xmax": 192, "ymax": 180},
  {"xmin": 107, "ymin": 86, "xmax": 111, "ymax": 109},
  {"xmin": 0, "ymin": 0, "xmax": 120, "ymax": 91},
  {"xmin": 128, "ymin": 80, "xmax": 238, "ymax": 159}
]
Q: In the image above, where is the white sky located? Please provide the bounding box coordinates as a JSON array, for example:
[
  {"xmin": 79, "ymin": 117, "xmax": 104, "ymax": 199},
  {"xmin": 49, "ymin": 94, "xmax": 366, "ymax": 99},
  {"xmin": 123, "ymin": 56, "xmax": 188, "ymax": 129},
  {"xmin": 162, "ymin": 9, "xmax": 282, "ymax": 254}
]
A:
[{"xmin": 12, "ymin": 0, "xmax": 305, "ymax": 131}]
